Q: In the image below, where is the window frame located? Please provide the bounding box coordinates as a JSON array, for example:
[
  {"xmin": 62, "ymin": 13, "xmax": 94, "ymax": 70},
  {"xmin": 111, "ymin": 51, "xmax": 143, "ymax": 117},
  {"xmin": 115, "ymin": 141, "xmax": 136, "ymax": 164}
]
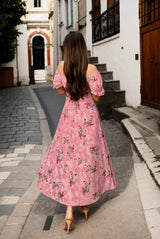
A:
[
  {"xmin": 92, "ymin": 0, "xmax": 120, "ymax": 43},
  {"xmin": 139, "ymin": 0, "xmax": 160, "ymax": 27},
  {"xmin": 34, "ymin": 0, "xmax": 41, "ymax": 8},
  {"xmin": 107, "ymin": 0, "xmax": 119, "ymax": 9}
]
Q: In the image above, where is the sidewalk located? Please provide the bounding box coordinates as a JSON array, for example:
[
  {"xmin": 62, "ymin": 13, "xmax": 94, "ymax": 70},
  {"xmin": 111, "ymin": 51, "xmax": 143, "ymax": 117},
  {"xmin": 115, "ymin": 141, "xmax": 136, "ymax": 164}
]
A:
[
  {"xmin": 113, "ymin": 106, "xmax": 160, "ymax": 238},
  {"xmin": 0, "ymin": 86, "xmax": 51, "ymax": 238},
  {"xmin": 113, "ymin": 106, "xmax": 160, "ymax": 187}
]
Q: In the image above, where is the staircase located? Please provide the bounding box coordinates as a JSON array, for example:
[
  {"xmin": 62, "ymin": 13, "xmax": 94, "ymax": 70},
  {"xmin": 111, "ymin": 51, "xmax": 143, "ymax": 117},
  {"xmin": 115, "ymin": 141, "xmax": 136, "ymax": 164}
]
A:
[
  {"xmin": 34, "ymin": 70, "xmax": 46, "ymax": 83},
  {"xmin": 88, "ymin": 55, "xmax": 126, "ymax": 119}
]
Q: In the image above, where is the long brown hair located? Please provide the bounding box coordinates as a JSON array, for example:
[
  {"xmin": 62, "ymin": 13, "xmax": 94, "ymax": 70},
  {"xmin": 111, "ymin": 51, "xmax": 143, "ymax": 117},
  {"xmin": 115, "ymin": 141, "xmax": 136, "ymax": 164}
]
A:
[{"xmin": 63, "ymin": 31, "xmax": 89, "ymax": 101}]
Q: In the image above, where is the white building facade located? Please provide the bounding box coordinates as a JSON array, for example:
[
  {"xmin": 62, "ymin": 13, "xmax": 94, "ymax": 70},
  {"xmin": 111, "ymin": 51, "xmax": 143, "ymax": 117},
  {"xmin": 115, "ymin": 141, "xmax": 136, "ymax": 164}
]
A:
[
  {"xmin": 54, "ymin": 1, "xmax": 160, "ymax": 111},
  {"xmin": 53, "ymin": 0, "xmax": 79, "ymax": 72},
  {"xmin": 54, "ymin": 0, "xmax": 141, "ymax": 108},
  {"xmin": 86, "ymin": 0, "xmax": 141, "ymax": 108},
  {"xmin": 24, "ymin": 0, "xmax": 54, "ymax": 82}
]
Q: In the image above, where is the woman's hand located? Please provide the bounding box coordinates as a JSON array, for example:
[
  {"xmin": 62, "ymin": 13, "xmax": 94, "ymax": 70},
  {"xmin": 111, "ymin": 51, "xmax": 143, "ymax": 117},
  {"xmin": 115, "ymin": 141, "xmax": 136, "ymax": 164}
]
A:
[
  {"xmin": 92, "ymin": 94, "xmax": 101, "ymax": 103},
  {"xmin": 57, "ymin": 87, "xmax": 66, "ymax": 95}
]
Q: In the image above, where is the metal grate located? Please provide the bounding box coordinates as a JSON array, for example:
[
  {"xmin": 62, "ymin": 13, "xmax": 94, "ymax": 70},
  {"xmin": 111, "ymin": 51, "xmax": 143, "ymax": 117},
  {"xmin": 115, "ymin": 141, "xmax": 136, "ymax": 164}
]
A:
[
  {"xmin": 43, "ymin": 215, "xmax": 53, "ymax": 231},
  {"xmin": 92, "ymin": 2, "xmax": 120, "ymax": 43},
  {"xmin": 139, "ymin": 0, "xmax": 160, "ymax": 27}
]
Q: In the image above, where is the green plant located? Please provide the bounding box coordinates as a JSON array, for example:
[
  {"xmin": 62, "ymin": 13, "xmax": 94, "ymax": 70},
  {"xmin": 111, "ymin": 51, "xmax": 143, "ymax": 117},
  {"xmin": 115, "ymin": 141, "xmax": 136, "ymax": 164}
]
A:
[
  {"xmin": 153, "ymin": 155, "xmax": 160, "ymax": 162},
  {"xmin": 0, "ymin": 0, "xmax": 27, "ymax": 63}
]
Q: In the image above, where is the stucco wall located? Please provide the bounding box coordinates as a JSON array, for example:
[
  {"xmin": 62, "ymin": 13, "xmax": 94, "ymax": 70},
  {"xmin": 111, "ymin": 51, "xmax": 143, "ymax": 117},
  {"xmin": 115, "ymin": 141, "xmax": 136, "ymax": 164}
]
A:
[
  {"xmin": 86, "ymin": 0, "xmax": 141, "ymax": 107},
  {"xmin": 2, "ymin": 24, "xmax": 29, "ymax": 86},
  {"xmin": 53, "ymin": 0, "xmax": 79, "ymax": 72}
]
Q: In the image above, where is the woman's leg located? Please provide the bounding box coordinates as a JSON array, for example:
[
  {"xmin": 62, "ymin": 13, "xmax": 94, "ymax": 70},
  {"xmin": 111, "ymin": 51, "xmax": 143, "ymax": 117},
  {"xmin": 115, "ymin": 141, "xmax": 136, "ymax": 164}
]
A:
[
  {"xmin": 65, "ymin": 205, "xmax": 74, "ymax": 220},
  {"xmin": 64, "ymin": 205, "xmax": 74, "ymax": 233}
]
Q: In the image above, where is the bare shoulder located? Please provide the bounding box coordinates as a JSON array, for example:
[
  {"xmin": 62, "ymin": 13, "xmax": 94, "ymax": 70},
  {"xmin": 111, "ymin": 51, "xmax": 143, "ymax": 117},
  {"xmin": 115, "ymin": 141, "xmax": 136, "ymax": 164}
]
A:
[
  {"xmin": 87, "ymin": 64, "xmax": 98, "ymax": 77},
  {"xmin": 57, "ymin": 61, "xmax": 64, "ymax": 75}
]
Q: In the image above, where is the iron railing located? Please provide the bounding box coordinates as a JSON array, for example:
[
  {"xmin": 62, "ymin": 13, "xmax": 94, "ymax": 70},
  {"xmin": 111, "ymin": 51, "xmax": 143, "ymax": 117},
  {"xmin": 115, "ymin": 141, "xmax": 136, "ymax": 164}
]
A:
[
  {"xmin": 92, "ymin": 2, "xmax": 120, "ymax": 43},
  {"xmin": 139, "ymin": 0, "xmax": 160, "ymax": 27}
]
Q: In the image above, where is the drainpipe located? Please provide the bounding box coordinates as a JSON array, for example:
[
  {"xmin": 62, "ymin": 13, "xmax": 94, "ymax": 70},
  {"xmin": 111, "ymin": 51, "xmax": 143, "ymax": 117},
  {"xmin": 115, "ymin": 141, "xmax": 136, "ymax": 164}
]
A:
[
  {"xmin": 16, "ymin": 38, "xmax": 20, "ymax": 86},
  {"xmin": 58, "ymin": 0, "xmax": 61, "ymax": 62}
]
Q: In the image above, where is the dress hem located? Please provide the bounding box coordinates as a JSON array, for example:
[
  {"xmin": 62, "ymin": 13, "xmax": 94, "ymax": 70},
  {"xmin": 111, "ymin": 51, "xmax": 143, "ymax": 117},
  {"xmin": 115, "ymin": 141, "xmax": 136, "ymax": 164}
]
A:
[{"xmin": 38, "ymin": 182, "xmax": 116, "ymax": 207}]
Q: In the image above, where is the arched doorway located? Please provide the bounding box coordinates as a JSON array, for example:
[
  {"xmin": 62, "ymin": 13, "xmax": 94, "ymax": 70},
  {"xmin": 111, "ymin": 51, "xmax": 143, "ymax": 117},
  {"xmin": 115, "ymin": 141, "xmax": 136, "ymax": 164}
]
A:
[{"xmin": 33, "ymin": 36, "xmax": 44, "ymax": 70}]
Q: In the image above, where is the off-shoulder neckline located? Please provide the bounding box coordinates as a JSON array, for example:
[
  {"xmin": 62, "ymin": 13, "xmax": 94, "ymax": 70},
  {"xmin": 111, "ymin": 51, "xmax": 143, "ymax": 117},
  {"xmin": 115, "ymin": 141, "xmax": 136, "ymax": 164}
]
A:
[{"xmin": 55, "ymin": 70, "xmax": 99, "ymax": 78}]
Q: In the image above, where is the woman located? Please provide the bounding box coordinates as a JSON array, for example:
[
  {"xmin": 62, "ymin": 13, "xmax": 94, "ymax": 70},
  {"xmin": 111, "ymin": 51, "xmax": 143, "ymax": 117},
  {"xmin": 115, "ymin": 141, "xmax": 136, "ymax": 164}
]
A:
[{"xmin": 38, "ymin": 31, "xmax": 116, "ymax": 234}]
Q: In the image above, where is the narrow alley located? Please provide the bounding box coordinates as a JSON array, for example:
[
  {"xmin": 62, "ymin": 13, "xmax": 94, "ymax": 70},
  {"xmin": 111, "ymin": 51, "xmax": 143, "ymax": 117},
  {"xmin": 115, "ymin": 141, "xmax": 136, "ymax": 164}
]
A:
[{"xmin": 0, "ymin": 83, "xmax": 159, "ymax": 239}]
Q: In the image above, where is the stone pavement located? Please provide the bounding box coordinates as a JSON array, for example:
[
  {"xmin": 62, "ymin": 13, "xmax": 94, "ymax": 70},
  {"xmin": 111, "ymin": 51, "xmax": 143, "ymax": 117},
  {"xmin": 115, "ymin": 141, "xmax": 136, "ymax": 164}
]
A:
[
  {"xmin": 0, "ymin": 86, "xmax": 51, "ymax": 238},
  {"xmin": 20, "ymin": 84, "xmax": 154, "ymax": 238},
  {"xmin": 0, "ymin": 83, "xmax": 159, "ymax": 238},
  {"xmin": 114, "ymin": 106, "xmax": 160, "ymax": 238},
  {"xmin": 114, "ymin": 106, "xmax": 160, "ymax": 187}
]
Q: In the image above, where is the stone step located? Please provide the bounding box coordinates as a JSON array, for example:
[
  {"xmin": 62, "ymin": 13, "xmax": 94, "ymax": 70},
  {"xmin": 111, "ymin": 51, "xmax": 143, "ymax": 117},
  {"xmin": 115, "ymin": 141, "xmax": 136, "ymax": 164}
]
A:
[
  {"xmin": 97, "ymin": 90, "xmax": 126, "ymax": 119},
  {"xmin": 90, "ymin": 54, "xmax": 126, "ymax": 119},
  {"xmin": 103, "ymin": 80, "xmax": 120, "ymax": 91},
  {"xmin": 112, "ymin": 107, "xmax": 129, "ymax": 123},
  {"xmin": 88, "ymin": 56, "xmax": 98, "ymax": 64},
  {"xmin": 34, "ymin": 70, "xmax": 45, "ymax": 75},
  {"xmin": 101, "ymin": 71, "xmax": 113, "ymax": 80},
  {"xmin": 35, "ymin": 80, "xmax": 47, "ymax": 83},
  {"xmin": 94, "ymin": 63, "xmax": 106, "ymax": 71},
  {"xmin": 34, "ymin": 70, "xmax": 46, "ymax": 82},
  {"xmin": 35, "ymin": 76, "xmax": 46, "ymax": 80}
]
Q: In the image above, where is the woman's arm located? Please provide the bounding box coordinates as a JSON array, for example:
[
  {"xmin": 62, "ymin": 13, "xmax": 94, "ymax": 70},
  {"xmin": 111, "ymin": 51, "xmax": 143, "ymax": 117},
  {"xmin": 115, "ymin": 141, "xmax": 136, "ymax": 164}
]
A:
[
  {"xmin": 92, "ymin": 94, "xmax": 101, "ymax": 103},
  {"xmin": 57, "ymin": 87, "xmax": 66, "ymax": 95}
]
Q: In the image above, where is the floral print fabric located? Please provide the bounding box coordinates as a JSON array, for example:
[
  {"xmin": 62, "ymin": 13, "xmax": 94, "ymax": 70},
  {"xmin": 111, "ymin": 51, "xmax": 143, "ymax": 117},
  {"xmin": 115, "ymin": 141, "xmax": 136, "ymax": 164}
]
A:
[{"xmin": 37, "ymin": 70, "xmax": 116, "ymax": 206}]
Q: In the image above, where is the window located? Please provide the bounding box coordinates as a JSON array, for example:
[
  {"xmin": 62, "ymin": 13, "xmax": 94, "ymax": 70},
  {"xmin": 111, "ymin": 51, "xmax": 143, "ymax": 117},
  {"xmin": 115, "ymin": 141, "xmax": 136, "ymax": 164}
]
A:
[
  {"xmin": 139, "ymin": 0, "xmax": 160, "ymax": 27},
  {"xmin": 108, "ymin": 0, "xmax": 119, "ymax": 9},
  {"xmin": 92, "ymin": 0, "xmax": 100, "ymax": 19},
  {"xmin": 92, "ymin": 0, "xmax": 119, "ymax": 42},
  {"xmin": 91, "ymin": 0, "xmax": 100, "ymax": 41},
  {"xmin": 66, "ymin": 0, "xmax": 73, "ymax": 27},
  {"xmin": 34, "ymin": 0, "xmax": 41, "ymax": 8}
]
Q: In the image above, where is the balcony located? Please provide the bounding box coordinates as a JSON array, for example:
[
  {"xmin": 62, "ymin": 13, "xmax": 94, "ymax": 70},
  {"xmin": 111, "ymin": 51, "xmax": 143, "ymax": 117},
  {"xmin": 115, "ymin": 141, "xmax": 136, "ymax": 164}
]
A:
[{"xmin": 92, "ymin": 2, "xmax": 120, "ymax": 43}]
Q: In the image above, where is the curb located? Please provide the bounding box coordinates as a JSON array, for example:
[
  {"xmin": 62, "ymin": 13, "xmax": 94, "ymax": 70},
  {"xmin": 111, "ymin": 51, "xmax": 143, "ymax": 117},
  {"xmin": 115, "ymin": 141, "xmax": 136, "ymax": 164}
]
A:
[
  {"xmin": 28, "ymin": 86, "xmax": 52, "ymax": 148},
  {"xmin": 121, "ymin": 118, "xmax": 160, "ymax": 188}
]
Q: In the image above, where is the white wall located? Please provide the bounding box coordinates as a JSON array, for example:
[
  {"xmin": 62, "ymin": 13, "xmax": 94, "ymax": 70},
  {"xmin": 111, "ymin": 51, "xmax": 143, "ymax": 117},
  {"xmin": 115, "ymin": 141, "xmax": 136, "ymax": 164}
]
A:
[
  {"xmin": 1, "ymin": 24, "xmax": 29, "ymax": 85},
  {"xmin": 17, "ymin": 24, "xmax": 29, "ymax": 85},
  {"xmin": 86, "ymin": 0, "xmax": 92, "ymax": 52},
  {"xmin": 87, "ymin": 0, "xmax": 141, "ymax": 107},
  {"xmin": 53, "ymin": 0, "xmax": 79, "ymax": 72}
]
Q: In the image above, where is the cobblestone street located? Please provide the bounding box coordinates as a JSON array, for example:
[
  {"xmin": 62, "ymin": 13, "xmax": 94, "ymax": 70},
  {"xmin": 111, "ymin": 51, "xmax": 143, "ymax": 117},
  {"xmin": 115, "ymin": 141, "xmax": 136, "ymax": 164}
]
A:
[
  {"xmin": 0, "ymin": 87, "xmax": 42, "ymax": 152},
  {"xmin": 0, "ymin": 86, "xmax": 45, "ymax": 238}
]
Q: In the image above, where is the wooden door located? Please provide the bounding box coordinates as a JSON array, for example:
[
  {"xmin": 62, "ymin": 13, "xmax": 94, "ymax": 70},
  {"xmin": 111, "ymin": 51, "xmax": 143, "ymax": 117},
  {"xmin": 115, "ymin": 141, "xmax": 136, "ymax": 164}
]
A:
[
  {"xmin": 33, "ymin": 36, "xmax": 44, "ymax": 70},
  {"xmin": 141, "ymin": 20, "xmax": 160, "ymax": 110}
]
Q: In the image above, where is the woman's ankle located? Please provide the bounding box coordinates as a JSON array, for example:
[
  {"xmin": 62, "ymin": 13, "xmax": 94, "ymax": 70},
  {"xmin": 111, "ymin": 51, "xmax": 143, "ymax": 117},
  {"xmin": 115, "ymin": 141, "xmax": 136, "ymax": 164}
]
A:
[{"xmin": 65, "ymin": 206, "xmax": 74, "ymax": 220}]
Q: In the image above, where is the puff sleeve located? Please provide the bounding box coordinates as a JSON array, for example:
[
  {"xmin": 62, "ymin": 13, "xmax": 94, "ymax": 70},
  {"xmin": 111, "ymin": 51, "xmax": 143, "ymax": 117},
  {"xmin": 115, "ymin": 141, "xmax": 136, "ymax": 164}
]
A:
[
  {"xmin": 88, "ymin": 71, "xmax": 105, "ymax": 96},
  {"xmin": 53, "ymin": 70, "xmax": 63, "ymax": 89}
]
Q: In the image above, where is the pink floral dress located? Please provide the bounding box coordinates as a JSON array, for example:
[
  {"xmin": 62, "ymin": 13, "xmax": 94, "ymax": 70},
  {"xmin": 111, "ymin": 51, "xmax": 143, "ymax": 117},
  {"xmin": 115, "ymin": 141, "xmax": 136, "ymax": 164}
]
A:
[{"xmin": 37, "ymin": 69, "xmax": 116, "ymax": 206}]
